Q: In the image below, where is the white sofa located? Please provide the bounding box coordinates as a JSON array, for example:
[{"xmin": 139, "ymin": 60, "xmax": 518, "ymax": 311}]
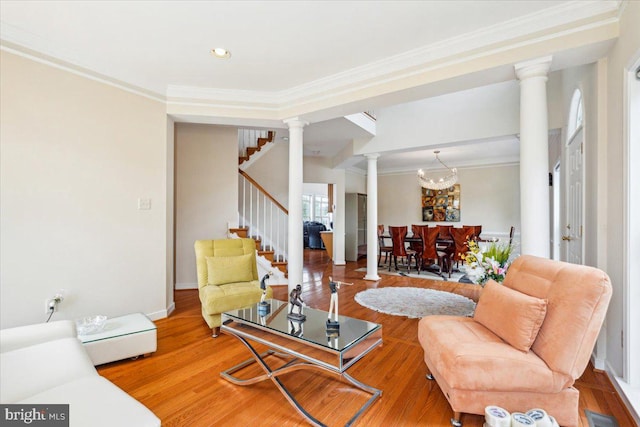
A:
[{"xmin": 0, "ymin": 320, "xmax": 160, "ymax": 427}]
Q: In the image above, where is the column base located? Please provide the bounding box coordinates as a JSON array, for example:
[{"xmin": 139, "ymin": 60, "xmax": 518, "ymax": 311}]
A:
[{"xmin": 364, "ymin": 274, "xmax": 381, "ymax": 281}]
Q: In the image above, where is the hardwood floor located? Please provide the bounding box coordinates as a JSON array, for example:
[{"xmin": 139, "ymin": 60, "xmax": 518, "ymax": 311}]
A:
[{"xmin": 98, "ymin": 250, "xmax": 636, "ymax": 426}]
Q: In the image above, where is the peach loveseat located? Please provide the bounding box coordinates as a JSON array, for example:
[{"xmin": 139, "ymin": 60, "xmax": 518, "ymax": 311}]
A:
[{"xmin": 418, "ymin": 255, "xmax": 612, "ymax": 427}]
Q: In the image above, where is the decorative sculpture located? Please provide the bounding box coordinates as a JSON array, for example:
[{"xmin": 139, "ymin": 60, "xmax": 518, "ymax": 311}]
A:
[
  {"xmin": 258, "ymin": 272, "xmax": 272, "ymax": 315},
  {"xmin": 289, "ymin": 319, "xmax": 303, "ymax": 337},
  {"xmin": 287, "ymin": 284, "xmax": 306, "ymax": 321},
  {"xmin": 326, "ymin": 276, "xmax": 353, "ymax": 331}
]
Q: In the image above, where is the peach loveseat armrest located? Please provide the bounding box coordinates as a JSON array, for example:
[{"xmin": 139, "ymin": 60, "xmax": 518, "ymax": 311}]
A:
[{"xmin": 1, "ymin": 320, "xmax": 77, "ymax": 353}]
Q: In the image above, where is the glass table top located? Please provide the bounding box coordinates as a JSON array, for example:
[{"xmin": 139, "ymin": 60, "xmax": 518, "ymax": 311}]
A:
[
  {"xmin": 77, "ymin": 313, "xmax": 156, "ymax": 344},
  {"xmin": 222, "ymin": 299, "xmax": 381, "ymax": 353}
]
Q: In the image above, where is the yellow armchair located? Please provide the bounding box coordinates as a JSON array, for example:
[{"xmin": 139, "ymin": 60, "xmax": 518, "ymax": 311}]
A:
[{"xmin": 194, "ymin": 238, "xmax": 273, "ymax": 337}]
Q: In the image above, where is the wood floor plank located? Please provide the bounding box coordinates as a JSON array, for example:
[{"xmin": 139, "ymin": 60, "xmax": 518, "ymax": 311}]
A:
[{"xmin": 98, "ymin": 250, "xmax": 636, "ymax": 427}]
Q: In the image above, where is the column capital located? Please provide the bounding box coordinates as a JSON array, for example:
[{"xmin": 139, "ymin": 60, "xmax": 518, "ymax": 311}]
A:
[
  {"xmin": 364, "ymin": 153, "xmax": 380, "ymax": 160},
  {"xmin": 283, "ymin": 117, "xmax": 309, "ymax": 129},
  {"xmin": 514, "ymin": 56, "xmax": 552, "ymax": 80}
]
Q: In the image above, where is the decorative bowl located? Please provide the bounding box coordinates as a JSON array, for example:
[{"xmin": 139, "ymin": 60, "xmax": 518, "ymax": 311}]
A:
[{"xmin": 76, "ymin": 315, "xmax": 107, "ymax": 335}]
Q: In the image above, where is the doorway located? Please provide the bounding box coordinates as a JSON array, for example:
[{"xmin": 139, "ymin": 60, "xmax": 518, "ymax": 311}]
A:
[{"xmin": 562, "ymin": 89, "xmax": 585, "ymax": 264}]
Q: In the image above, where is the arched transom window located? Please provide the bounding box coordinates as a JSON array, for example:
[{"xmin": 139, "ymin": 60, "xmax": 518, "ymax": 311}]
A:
[{"xmin": 567, "ymin": 88, "xmax": 584, "ymax": 139}]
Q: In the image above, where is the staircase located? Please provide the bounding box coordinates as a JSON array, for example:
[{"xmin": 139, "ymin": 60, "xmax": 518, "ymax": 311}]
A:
[
  {"xmin": 238, "ymin": 129, "xmax": 275, "ymax": 165},
  {"xmin": 228, "ymin": 225, "xmax": 288, "ymax": 276},
  {"xmin": 233, "ymin": 129, "xmax": 288, "ymax": 281}
]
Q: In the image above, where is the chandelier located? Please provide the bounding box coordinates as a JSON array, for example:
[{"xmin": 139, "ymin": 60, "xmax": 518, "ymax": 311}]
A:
[{"xmin": 417, "ymin": 150, "xmax": 458, "ymax": 190}]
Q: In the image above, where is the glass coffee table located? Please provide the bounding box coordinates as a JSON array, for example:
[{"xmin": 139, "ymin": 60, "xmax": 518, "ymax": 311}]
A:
[{"xmin": 221, "ymin": 299, "xmax": 382, "ymax": 427}]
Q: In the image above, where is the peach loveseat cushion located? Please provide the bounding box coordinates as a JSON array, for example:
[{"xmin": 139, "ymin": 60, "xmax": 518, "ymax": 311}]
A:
[
  {"xmin": 473, "ymin": 280, "xmax": 547, "ymax": 352},
  {"xmin": 418, "ymin": 316, "xmax": 572, "ymax": 393}
]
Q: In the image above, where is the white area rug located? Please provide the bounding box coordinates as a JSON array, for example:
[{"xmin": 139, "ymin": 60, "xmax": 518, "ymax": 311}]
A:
[{"xmin": 354, "ymin": 287, "xmax": 476, "ymax": 318}]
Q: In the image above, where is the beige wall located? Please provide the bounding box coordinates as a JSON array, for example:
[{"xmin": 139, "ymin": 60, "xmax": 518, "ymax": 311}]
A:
[
  {"xmin": 245, "ymin": 141, "xmax": 290, "ymax": 208},
  {"xmin": 0, "ymin": 51, "xmax": 170, "ymax": 328},
  {"xmin": 174, "ymin": 124, "xmax": 238, "ymax": 288},
  {"xmin": 378, "ymin": 165, "xmax": 520, "ymax": 240}
]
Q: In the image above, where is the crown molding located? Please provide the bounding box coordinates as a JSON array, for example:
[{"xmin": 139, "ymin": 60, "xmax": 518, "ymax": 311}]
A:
[
  {"xmin": 377, "ymin": 160, "xmax": 520, "ymax": 176},
  {"xmin": 0, "ymin": 41, "xmax": 165, "ymax": 103},
  {"xmin": 165, "ymin": 0, "xmax": 620, "ymax": 110},
  {"xmin": 2, "ymin": 0, "xmax": 620, "ymax": 115}
]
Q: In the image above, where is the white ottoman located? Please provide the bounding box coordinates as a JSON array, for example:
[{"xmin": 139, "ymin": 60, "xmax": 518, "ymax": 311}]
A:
[{"xmin": 78, "ymin": 313, "xmax": 157, "ymax": 366}]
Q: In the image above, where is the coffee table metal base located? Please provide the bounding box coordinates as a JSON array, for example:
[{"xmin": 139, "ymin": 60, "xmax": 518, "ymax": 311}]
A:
[{"xmin": 221, "ymin": 333, "xmax": 381, "ymax": 427}]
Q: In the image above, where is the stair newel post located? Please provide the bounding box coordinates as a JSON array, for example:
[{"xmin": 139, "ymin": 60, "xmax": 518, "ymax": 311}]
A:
[{"xmin": 270, "ymin": 203, "xmax": 273, "ymax": 252}]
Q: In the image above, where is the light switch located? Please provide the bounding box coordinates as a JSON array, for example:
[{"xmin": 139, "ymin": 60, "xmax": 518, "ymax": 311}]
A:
[{"xmin": 138, "ymin": 198, "xmax": 151, "ymax": 210}]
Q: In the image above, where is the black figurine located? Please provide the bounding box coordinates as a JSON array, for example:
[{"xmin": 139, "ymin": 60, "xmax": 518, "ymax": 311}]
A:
[
  {"xmin": 258, "ymin": 272, "xmax": 272, "ymax": 315},
  {"xmin": 287, "ymin": 284, "xmax": 306, "ymax": 321}
]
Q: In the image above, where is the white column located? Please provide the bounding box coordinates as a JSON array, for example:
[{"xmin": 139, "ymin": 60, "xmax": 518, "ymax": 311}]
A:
[
  {"xmin": 364, "ymin": 153, "xmax": 381, "ymax": 281},
  {"xmin": 284, "ymin": 118, "xmax": 308, "ymax": 291},
  {"xmin": 515, "ymin": 56, "xmax": 552, "ymax": 258}
]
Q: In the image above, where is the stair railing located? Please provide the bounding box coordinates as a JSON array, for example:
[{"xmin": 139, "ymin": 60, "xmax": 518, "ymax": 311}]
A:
[{"xmin": 238, "ymin": 170, "xmax": 288, "ymax": 263}]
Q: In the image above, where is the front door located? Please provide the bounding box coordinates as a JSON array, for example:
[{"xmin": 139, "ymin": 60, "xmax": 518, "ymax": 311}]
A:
[{"xmin": 563, "ymin": 127, "xmax": 584, "ymax": 264}]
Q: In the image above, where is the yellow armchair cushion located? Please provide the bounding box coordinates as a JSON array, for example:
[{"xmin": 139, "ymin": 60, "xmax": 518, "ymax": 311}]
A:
[
  {"xmin": 199, "ymin": 281, "xmax": 267, "ymax": 314},
  {"xmin": 206, "ymin": 253, "xmax": 254, "ymax": 286}
]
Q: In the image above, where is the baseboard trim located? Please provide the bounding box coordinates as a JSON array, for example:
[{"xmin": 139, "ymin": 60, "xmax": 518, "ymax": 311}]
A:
[{"xmin": 175, "ymin": 282, "xmax": 198, "ymax": 290}]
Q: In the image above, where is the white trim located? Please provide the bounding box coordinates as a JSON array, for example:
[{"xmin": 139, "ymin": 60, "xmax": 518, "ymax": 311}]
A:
[
  {"xmin": 377, "ymin": 161, "xmax": 520, "ymax": 176},
  {"xmin": 146, "ymin": 308, "xmax": 170, "ymax": 321},
  {"xmin": 166, "ymin": 302, "xmax": 176, "ymax": 317},
  {"xmin": 0, "ymin": 43, "xmax": 165, "ymax": 103},
  {"xmin": 175, "ymin": 282, "xmax": 198, "ymax": 290},
  {"xmin": 606, "ymin": 361, "xmax": 640, "ymax": 424},
  {"xmin": 2, "ymin": 1, "xmax": 619, "ymax": 114}
]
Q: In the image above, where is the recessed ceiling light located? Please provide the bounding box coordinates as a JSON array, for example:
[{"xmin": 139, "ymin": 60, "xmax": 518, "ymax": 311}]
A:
[{"xmin": 210, "ymin": 48, "xmax": 231, "ymax": 59}]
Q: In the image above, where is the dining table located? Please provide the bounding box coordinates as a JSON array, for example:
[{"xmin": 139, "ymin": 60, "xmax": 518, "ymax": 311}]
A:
[{"xmin": 380, "ymin": 234, "xmax": 455, "ymax": 278}]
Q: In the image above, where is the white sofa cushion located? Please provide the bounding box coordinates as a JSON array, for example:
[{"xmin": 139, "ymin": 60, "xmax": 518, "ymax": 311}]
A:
[
  {"xmin": 0, "ymin": 320, "xmax": 76, "ymax": 353},
  {"xmin": 0, "ymin": 337, "xmax": 96, "ymax": 403},
  {"xmin": 19, "ymin": 376, "xmax": 160, "ymax": 427}
]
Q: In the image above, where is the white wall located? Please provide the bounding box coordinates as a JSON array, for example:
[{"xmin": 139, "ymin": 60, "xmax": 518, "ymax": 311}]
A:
[
  {"xmin": 174, "ymin": 124, "xmax": 238, "ymax": 288},
  {"xmin": 245, "ymin": 141, "xmax": 290, "ymax": 208},
  {"xmin": 0, "ymin": 51, "xmax": 170, "ymax": 327},
  {"xmin": 604, "ymin": 0, "xmax": 640, "ymax": 379},
  {"xmin": 345, "ymin": 170, "xmax": 367, "ymax": 194},
  {"xmin": 378, "ymin": 164, "xmax": 520, "ymax": 240}
]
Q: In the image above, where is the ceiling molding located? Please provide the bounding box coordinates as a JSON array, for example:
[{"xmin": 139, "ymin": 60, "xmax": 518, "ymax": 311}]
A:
[
  {"xmin": 377, "ymin": 160, "xmax": 521, "ymax": 176},
  {"xmin": 163, "ymin": 1, "xmax": 619, "ymax": 111}
]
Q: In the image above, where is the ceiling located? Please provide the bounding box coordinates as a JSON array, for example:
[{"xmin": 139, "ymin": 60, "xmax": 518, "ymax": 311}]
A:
[{"xmin": 0, "ymin": 1, "xmax": 621, "ymax": 172}]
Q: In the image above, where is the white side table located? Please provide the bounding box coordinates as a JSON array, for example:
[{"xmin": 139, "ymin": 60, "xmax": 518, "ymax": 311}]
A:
[{"xmin": 78, "ymin": 313, "xmax": 157, "ymax": 366}]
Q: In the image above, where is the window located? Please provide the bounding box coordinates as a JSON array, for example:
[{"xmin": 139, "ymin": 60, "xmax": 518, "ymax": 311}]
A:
[
  {"xmin": 568, "ymin": 89, "xmax": 584, "ymax": 138},
  {"xmin": 302, "ymin": 195, "xmax": 312, "ymax": 222},
  {"xmin": 314, "ymin": 195, "xmax": 330, "ymax": 228},
  {"xmin": 302, "ymin": 194, "xmax": 330, "ymax": 228}
]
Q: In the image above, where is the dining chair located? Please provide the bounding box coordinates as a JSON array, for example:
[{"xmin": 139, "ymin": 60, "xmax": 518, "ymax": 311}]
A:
[
  {"xmin": 418, "ymin": 226, "xmax": 450, "ymax": 276},
  {"xmin": 437, "ymin": 225, "xmax": 453, "ymax": 240},
  {"xmin": 450, "ymin": 226, "xmax": 474, "ymax": 268},
  {"xmin": 377, "ymin": 225, "xmax": 393, "ymax": 267},
  {"xmin": 463, "ymin": 225, "xmax": 482, "ymax": 241},
  {"xmin": 411, "ymin": 224, "xmax": 427, "ymax": 257},
  {"xmin": 388, "ymin": 226, "xmax": 418, "ymax": 272}
]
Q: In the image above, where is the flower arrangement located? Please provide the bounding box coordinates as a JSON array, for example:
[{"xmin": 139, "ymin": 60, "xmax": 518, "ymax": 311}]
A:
[{"xmin": 462, "ymin": 239, "xmax": 514, "ymax": 285}]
